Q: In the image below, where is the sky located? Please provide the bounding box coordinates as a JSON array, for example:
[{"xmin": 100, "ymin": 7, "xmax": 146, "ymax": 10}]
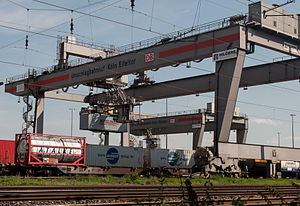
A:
[{"xmin": 0, "ymin": 0, "xmax": 300, "ymax": 150}]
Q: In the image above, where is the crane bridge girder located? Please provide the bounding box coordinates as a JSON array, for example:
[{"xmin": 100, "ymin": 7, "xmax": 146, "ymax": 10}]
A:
[{"xmin": 5, "ymin": 25, "xmax": 243, "ymax": 96}]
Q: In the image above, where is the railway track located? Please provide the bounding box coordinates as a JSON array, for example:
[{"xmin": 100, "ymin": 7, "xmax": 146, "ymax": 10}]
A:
[{"xmin": 0, "ymin": 184, "xmax": 300, "ymax": 205}]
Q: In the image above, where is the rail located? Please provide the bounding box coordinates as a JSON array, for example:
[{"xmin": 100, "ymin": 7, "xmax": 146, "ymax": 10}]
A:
[
  {"xmin": 0, "ymin": 184, "xmax": 299, "ymax": 205},
  {"xmin": 5, "ymin": 15, "xmax": 247, "ymax": 84}
]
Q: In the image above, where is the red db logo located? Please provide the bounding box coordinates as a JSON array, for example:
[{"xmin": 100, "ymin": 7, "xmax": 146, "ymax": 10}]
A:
[{"xmin": 145, "ymin": 52, "xmax": 155, "ymax": 63}]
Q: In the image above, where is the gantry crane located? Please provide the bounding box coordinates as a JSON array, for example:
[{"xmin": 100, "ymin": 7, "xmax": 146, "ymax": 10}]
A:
[{"xmin": 4, "ymin": 2, "xmax": 300, "ymax": 155}]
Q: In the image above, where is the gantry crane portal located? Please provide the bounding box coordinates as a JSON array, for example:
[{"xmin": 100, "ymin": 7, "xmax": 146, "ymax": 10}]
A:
[{"xmin": 4, "ymin": 2, "xmax": 300, "ymax": 155}]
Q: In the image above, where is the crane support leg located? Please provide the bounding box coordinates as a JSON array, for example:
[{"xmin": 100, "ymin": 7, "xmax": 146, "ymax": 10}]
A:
[
  {"xmin": 192, "ymin": 113, "xmax": 206, "ymax": 149},
  {"xmin": 237, "ymin": 119, "xmax": 248, "ymax": 144},
  {"xmin": 214, "ymin": 50, "xmax": 246, "ymax": 156},
  {"xmin": 121, "ymin": 123, "xmax": 130, "ymax": 146},
  {"xmin": 34, "ymin": 94, "xmax": 45, "ymax": 134},
  {"xmin": 192, "ymin": 126, "xmax": 205, "ymax": 149},
  {"xmin": 121, "ymin": 132, "xmax": 129, "ymax": 146}
]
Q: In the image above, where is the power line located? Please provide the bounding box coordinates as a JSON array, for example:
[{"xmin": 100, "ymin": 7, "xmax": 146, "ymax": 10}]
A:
[
  {"xmin": 206, "ymin": 0, "xmax": 245, "ymax": 13},
  {"xmin": 110, "ymin": 3, "xmax": 179, "ymax": 29},
  {"xmin": 0, "ymin": 59, "xmax": 44, "ymax": 69},
  {"xmin": 192, "ymin": 0, "xmax": 202, "ymax": 27},
  {"xmin": 6, "ymin": 0, "xmax": 64, "ymax": 11},
  {"xmin": 0, "ymin": 0, "xmax": 126, "ymax": 50},
  {"xmin": 149, "ymin": 0, "xmax": 155, "ymax": 31},
  {"xmin": 31, "ymin": 0, "xmax": 162, "ymax": 35},
  {"xmin": 0, "ymin": 19, "xmax": 104, "ymax": 44},
  {"xmin": 0, "ymin": 24, "xmax": 59, "ymax": 39},
  {"xmin": 6, "ymin": 0, "xmax": 28, "ymax": 9}
]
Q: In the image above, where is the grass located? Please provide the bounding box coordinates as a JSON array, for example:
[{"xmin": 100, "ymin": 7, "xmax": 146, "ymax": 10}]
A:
[{"xmin": 1, "ymin": 174, "xmax": 300, "ymax": 186}]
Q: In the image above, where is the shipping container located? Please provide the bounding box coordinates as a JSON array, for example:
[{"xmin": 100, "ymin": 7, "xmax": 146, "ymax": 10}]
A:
[
  {"xmin": 86, "ymin": 144, "xmax": 143, "ymax": 168},
  {"xmin": 15, "ymin": 133, "xmax": 86, "ymax": 166},
  {"xmin": 148, "ymin": 148, "xmax": 195, "ymax": 169},
  {"xmin": 281, "ymin": 161, "xmax": 300, "ymax": 172},
  {"xmin": 0, "ymin": 140, "xmax": 15, "ymax": 164},
  {"xmin": 80, "ymin": 113, "xmax": 128, "ymax": 133}
]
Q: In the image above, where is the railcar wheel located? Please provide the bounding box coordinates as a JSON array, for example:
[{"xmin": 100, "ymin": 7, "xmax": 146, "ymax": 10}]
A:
[
  {"xmin": 26, "ymin": 169, "xmax": 34, "ymax": 176},
  {"xmin": 43, "ymin": 169, "xmax": 52, "ymax": 177}
]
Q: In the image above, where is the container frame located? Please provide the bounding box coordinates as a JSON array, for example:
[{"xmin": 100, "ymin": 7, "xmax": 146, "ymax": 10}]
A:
[{"xmin": 15, "ymin": 133, "xmax": 86, "ymax": 166}]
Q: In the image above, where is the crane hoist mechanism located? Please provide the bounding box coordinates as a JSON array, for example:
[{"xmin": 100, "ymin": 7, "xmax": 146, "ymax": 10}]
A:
[
  {"xmin": 143, "ymin": 129, "xmax": 160, "ymax": 149},
  {"xmin": 83, "ymin": 86, "xmax": 136, "ymax": 123},
  {"xmin": 56, "ymin": 35, "xmax": 138, "ymax": 123}
]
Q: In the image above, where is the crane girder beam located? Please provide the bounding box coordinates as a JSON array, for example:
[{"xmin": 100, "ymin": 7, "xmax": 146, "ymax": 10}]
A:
[
  {"xmin": 85, "ymin": 57, "xmax": 300, "ymax": 103},
  {"xmin": 246, "ymin": 27, "xmax": 300, "ymax": 57},
  {"xmin": 5, "ymin": 26, "xmax": 243, "ymax": 96}
]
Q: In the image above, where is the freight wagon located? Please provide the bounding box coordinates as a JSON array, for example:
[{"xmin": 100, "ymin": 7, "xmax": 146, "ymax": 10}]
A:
[
  {"xmin": 0, "ymin": 133, "xmax": 197, "ymax": 176},
  {"xmin": 143, "ymin": 148, "xmax": 195, "ymax": 175},
  {"xmin": 2, "ymin": 133, "xmax": 300, "ymax": 178},
  {"xmin": 0, "ymin": 140, "xmax": 14, "ymax": 164},
  {"xmin": 60, "ymin": 145, "xmax": 196, "ymax": 176},
  {"xmin": 0, "ymin": 140, "xmax": 15, "ymax": 175},
  {"xmin": 193, "ymin": 143, "xmax": 300, "ymax": 178}
]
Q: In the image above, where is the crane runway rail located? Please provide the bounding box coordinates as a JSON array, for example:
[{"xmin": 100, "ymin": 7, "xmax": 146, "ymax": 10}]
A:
[{"xmin": 1, "ymin": 184, "xmax": 300, "ymax": 205}]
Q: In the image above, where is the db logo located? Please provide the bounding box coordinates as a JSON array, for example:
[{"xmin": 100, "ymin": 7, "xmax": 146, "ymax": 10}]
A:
[{"xmin": 145, "ymin": 52, "xmax": 155, "ymax": 63}]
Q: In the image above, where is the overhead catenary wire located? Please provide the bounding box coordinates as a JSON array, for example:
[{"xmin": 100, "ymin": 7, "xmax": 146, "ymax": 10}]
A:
[
  {"xmin": 192, "ymin": 0, "xmax": 202, "ymax": 27},
  {"xmin": 87, "ymin": 0, "xmax": 94, "ymax": 44},
  {"xmin": 2, "ymin": 0, "xmax": 182, "ymax": 54},
  {"xmin": 7, "ymin": 0, "xmax": 117, "ymax": 11},
  {"xmin": 0, "ymin": 19, "xmax": 114, "ymax": 50},
  {"xmin": 0, "ymin": 0, "xmax": 126, "ymax": 51},
  {"xmin": 31, "ymin": 0, "xmax": 162, "ymax": 35},
  {"xmin": 110, "ymin": 2, "xmax": 179, "ymax": 30},
  {"xmin": 23, "ymin": 8, "xmax": 30, "ymax": 66},
  {"xmin": 6, "ymin": 0, "xmax": 28, "ymax": 10},
  {"xmin": 70, "ymin": 11, "xmax": 74, "ymax": 35},
  {"xmin": 130, "ymin": 0, "xmax": 134, "ymax": 45},
  {"xmin": 0, "ymin": 24, "xmax": 62, "ymax": 40},
  {"xmin": 149, "ymin": 0, "xmax": 155, "ymax": 31},
  {"xmin": 0, "ymin": 59, "xmax": 44, "ymax": 69},
  {"xmin": 206, "ymin": 0, "xmax": 245, "ymax": 13}
]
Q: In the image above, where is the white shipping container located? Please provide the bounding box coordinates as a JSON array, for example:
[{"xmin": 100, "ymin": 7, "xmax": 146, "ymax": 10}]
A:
[
  {"xmin": 86, "ymin": 144, "xmax": 143, "ymax": 168},
  {"xmin": 281, "ymin": 161, "xmax": 300, "ymax": 172},
  {"xmin": 149, "ymin": 149, "xmax": 195, "ymax": 169}
]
